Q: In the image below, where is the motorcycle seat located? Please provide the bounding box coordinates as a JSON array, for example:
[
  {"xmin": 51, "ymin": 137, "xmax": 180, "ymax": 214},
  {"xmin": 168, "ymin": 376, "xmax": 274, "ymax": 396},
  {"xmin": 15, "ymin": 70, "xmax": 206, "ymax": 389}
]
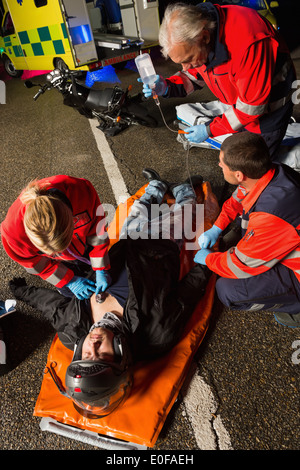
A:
[{"xmin": 85, "ymin": 88, "xmax": 115, "ymax": 111}]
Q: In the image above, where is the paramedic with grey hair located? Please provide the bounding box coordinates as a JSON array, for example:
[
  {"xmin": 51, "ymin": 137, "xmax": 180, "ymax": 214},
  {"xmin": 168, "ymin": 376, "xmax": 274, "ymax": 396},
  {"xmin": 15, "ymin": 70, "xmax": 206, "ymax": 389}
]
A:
[{"xmin": 140, "ymin": 2, "xmax": 295, "ymax": 158}]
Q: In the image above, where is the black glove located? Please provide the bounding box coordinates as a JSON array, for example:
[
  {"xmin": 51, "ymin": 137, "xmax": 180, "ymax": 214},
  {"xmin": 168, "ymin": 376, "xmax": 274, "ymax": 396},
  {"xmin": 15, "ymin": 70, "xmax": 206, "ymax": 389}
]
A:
[{"xmin": 9, "ymin": 277, "xmax": 28, "ymax": 298}]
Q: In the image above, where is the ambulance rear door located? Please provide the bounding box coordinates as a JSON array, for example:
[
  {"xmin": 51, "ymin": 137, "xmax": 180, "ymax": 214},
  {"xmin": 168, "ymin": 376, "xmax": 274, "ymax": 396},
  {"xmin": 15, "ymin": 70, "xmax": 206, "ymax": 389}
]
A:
[{"xmin": 59, "ymin": 0, "xmax": 98, "ymax": 67}]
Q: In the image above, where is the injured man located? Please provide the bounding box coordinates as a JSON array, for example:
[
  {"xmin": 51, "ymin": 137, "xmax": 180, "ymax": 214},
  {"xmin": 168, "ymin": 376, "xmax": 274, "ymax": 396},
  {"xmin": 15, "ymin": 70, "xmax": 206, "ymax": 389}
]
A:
[{"xmin": 9, "ymin": 170, "xmax": 211, "ymax": 418}]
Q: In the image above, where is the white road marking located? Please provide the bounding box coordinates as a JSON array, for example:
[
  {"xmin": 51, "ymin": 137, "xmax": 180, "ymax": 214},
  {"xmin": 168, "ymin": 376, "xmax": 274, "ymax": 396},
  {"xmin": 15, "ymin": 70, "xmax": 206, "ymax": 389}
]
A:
[
  {"xmin": 88, "ymin": 119, "xmax": 130, "ymax": 204},
  {"xmin": 182, "ymin": 365, "xmax": 233, "ymax": 450},
  {"xmin": 88, "ymin": 122, "xmax": 232, "ymax": 450}
]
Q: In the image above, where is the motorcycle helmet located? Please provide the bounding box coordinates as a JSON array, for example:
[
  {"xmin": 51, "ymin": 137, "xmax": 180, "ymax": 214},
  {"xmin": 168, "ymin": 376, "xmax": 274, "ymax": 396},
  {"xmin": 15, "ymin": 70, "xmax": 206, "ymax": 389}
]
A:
[{"xmin": 65, "ymin": 313, "xmax": 133, "ymax": 418}]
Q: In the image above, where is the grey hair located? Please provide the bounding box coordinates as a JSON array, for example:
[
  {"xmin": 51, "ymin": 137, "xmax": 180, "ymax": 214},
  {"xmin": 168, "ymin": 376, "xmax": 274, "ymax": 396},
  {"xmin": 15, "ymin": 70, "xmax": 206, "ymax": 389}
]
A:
[{"xmin": 159, "ymin": 3, "xmax": 216, "ymax": 58}]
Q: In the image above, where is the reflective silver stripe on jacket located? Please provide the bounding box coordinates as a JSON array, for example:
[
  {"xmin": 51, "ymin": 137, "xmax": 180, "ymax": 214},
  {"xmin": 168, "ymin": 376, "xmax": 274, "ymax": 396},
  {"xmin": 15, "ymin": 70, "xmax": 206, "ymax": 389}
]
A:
[
  {"xmin": 24, "ymin": 257, "xmax": 50, "ymax": 274},
  {"xmin": 234, "ymin": 248, "xmax": 279, "ymax": 269},
  {"xmin": 90, "ymin": 253, "xmax": 110, "ymax": 269},
  {"xmin": 236, "ymin": 98, "xmax": 267, "ymax": 116},
  {"xmin": 283, "ymin": 249, "xmax": 300, "ymax": 261},
  {"xmin": 224, "ymin": 107, "xmax": 243, "ymax": 131},
  {"xmin": 45, "ymin": 264, "xmax": 69, "ymax": 286},
  {"xmin": 232, "ymin": 186, "xmax": 247, "ymax": 203},
  {"xmin": 176, "ymin": 71, "xmax": 205, "ymax": 94},
  {"xmin": 241, "ymin": 218, "xmax": 248, "ymax": 230},
  {"xmin": 227, "ymin": 246, "xmax": 300, "ymax": 279},
  {"xmin": 226, "ymin": 248, "xmax": 278, "ymax": 279},
  {"xmin": 226, "ymin": 249, "xmax": 253, "ymax": 279},
  {"xmin": 282, "ymin": 249, "xmax": 300, "ymax": 275},
  {"xmin": 87, "ymin": 232, "xmax": 109, "ymax": 246},
  {"xmin": 225, "ymin": 58, "xmax": 293, "ymax": 127}
]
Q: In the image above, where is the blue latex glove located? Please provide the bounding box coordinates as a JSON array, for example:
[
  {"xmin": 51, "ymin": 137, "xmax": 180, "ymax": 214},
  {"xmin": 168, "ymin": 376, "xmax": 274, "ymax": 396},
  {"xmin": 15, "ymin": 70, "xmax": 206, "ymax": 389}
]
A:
[
  {"xmin": 137, "ymin": 75, "xmax": 168, "ymax": 98},
  {"xmin": 194, "ymin": 248, "xmax": 212, "ymax": 266},
  {"xmin": 66, "ymin": 276, "xmax": 96, "ymax": 300},
  {"xmin": 198, "ymin": 225, "xmax": 222, "ymax": 249},
  {"xmin": 185, "ymin": 124, "xmax": 209, "ymax": 143},
  {"xmin": 95, "ymin": 270, "xmax": 112, "ymax": 295}
]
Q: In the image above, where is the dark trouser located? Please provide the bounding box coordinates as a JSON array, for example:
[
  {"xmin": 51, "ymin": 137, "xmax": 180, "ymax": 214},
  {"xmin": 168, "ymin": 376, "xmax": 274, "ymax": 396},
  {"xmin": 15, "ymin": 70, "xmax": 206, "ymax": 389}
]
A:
[
  {"xmin": 216, "ymin": 264, "xmax": 300, "ymax": 315},
  {"xmin": 261, "ymin": 125, "xmax": 290, "ymax": 160},
  {"xmin": 260, "ymin": 102, "xmax": 293, "ymax": 159}
]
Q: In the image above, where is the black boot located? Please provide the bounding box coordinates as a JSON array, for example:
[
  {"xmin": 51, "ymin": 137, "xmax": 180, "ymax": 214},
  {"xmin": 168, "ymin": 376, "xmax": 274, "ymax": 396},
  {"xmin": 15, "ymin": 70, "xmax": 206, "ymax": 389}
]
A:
[
  {"xmin": 142, "ymin": 168, "xmax": 163, "ymax": 182},
  {"xmin": 142, "ymin": 168, "xmax": 169, "ymax": 189}
]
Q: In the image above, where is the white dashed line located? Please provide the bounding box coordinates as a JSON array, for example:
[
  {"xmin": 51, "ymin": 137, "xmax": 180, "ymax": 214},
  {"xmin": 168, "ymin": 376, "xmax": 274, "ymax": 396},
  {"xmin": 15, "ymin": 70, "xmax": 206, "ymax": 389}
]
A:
[
  {"xmin": 182, "ymin": 366, "xmax": 232, "ymax": 450},
  {"xmin": 89, "ymin": 118, "xmax": 130, "ymax": 204}
]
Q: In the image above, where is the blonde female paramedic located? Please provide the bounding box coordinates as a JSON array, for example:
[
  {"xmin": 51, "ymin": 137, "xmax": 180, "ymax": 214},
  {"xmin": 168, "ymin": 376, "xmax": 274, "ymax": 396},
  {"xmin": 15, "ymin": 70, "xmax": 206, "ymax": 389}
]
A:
[{"xmin": 1, "ymin": 175, "xmax": 111, "ymax": 300}]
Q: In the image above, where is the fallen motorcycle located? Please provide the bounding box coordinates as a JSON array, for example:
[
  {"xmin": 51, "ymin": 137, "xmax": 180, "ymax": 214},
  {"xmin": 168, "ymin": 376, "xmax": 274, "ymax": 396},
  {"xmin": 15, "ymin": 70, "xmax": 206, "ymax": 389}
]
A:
[{"xmin": 24, "ymin": 68, "xmax": 157, "ymax": 136}]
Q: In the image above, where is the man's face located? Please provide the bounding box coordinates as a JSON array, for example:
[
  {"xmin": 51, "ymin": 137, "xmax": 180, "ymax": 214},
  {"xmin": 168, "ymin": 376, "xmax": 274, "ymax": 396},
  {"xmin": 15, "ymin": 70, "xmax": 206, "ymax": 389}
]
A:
[
  {"xmin": 81, "ymin": 327, "xmax": 115, "ymax": 362},
  {"xmin": 168, "ymin": 31, "xmax": 210, "ymax": 71},
  {"xmin": 218, "ymin": 151, "xmax": 239, "ymax": 185}
]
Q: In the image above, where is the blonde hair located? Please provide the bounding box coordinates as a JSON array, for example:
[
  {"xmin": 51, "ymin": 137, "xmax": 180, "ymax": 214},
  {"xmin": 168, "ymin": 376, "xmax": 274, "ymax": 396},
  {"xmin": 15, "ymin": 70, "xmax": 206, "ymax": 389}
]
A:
[
  {"xmin": 159, "ymin": 3, "xmax": 216, "ymax": 58},
  {"xmin": 21, "ymin": 179, "xmax": 74, "ymax": 255}
]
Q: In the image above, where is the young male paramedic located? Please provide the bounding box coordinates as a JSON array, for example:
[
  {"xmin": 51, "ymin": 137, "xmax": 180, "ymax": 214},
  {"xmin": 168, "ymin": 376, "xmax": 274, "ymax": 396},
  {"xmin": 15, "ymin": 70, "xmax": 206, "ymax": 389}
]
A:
[
  {"xmin": 194, "ymin": 132, "xmax": 300, "ymax": 328},
  {"xmin": 142, "ymin": 2, "xmax": 295, "ymax": 157},
  {"xmin": 9, "ymin": 172, "xmax": 210, "ymax": 417}
]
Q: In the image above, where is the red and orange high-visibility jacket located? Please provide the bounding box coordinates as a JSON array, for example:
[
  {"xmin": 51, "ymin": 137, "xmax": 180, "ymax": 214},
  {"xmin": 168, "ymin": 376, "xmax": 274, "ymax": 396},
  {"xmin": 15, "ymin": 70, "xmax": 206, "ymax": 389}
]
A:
[
  {"xmin": 165, "ymin": 3, "xmax": 295, "ymax": 138},
  {"xmin": 206, "ymin": 164, "xmax": 300, "ymax": 281},
  {"xmin": 1, "ymin": 175, "xmax": 110, "ymax": 288}
]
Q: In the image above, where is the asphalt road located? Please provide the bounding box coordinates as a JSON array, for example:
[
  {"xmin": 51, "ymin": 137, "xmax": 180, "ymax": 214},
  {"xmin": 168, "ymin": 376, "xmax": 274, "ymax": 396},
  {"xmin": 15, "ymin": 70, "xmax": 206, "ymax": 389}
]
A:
[{"xmin": 0, "ymin": 44, "xmax": 299, "ymax": 452}]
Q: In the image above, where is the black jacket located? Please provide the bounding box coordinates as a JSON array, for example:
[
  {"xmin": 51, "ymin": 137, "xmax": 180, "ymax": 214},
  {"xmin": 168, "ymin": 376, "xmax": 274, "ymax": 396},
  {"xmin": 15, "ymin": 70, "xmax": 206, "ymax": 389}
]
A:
[{"xmin": 10, "ymin": 238, "xmax": 211, "ymax": 362}]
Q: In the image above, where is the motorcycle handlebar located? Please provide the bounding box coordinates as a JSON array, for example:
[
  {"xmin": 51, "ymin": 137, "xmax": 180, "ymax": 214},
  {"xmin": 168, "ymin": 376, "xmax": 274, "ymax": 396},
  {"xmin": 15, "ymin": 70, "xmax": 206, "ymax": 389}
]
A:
[
  {"xmin": 33, "ymin": 84, "xmax": 49, "ymax": 101},
  {"xmin": 33, "ymin": 89, "xmax": 45, "ymax": 101}
]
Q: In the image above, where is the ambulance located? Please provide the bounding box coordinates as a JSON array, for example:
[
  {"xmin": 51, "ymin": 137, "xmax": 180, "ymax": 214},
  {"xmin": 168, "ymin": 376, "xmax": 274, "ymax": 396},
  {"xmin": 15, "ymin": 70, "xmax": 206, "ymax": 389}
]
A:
[{"xmin": 0, "ymin": 0, "xmax": 160, "ymax": 77}]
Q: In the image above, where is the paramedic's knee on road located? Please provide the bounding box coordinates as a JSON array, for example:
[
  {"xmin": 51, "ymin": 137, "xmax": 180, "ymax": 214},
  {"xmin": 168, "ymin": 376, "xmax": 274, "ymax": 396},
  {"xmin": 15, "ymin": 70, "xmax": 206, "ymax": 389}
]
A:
[{"xmin": 216, "ymin": 265, "xmax": 300, "ymax": 316}]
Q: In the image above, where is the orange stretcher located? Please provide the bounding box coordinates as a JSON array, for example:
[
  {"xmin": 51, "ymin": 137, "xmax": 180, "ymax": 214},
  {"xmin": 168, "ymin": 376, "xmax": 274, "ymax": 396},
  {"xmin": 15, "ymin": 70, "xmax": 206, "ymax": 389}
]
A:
[{"xmin": 34, "ymin": 182, "xmax": 219, "ymax": 449}]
